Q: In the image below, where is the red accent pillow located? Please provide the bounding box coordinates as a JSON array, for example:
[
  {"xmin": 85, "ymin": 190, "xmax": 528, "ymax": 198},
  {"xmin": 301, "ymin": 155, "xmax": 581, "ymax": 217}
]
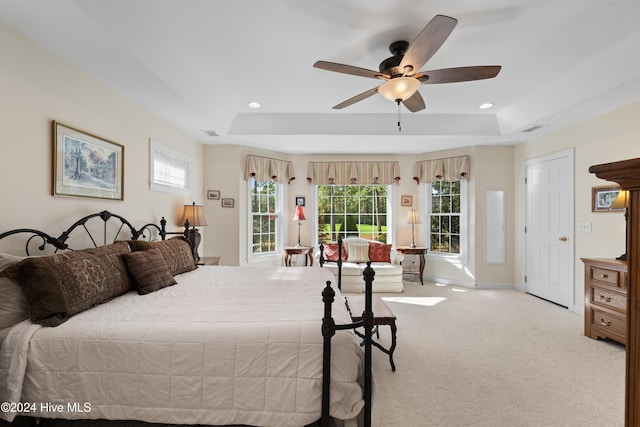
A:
[
  {"xmin": 322, "ymin": 242, "xmax": 347, "ymax": 262},
  {"xmin": 369, "ymin": 243, "xmax": 392, "ymax": 263}
]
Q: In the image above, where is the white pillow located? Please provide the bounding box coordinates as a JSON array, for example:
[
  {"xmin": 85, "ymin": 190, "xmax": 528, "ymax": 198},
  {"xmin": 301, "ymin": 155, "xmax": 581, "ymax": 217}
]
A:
[
  {"xmin": 346, "ymin": 242, "xmax": 369, "ymax": 263},
  {"xmin": 0, "ymin": 253, "xmax": 29, "ymax": 329}
]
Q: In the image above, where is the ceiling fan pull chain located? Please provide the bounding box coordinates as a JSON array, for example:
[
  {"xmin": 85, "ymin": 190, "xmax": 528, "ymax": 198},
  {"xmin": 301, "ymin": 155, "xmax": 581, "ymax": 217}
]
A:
[{"xmin": 397, "ymin": 100, "xmax": 402, "ymax": 132}]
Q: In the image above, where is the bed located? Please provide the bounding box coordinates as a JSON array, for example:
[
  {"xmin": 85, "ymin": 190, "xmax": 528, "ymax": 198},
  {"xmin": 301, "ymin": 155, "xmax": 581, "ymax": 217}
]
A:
[{"xmin": 0, "ymin": 211, "xmax": 375, "ymax": 427}]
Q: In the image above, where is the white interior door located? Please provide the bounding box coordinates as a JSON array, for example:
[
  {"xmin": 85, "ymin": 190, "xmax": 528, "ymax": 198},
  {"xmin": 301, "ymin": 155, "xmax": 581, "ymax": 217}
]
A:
[{"xmin": 524, "ymin": 150, "xmax": 574, "ymax": 308}]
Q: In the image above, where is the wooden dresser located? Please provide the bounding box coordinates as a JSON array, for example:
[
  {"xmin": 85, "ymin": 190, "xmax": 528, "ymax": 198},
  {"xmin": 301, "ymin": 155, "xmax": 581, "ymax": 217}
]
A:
[{"xmin": 582, "ymin": 258, "xmax": 628, "ymax": 345}]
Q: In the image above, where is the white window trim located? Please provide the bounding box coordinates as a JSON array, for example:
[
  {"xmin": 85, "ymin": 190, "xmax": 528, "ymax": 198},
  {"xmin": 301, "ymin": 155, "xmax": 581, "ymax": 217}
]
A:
[
  {"xmin": 149, "ymin": 139, "xmax": 190, "ymax": 193},
  {"xmin": 422, "ymin": 179, "xmax": 468, "ymax": 262},
  {"xmin": 246, "ymin": 178, "xmax": 286, "ymax": 263}
]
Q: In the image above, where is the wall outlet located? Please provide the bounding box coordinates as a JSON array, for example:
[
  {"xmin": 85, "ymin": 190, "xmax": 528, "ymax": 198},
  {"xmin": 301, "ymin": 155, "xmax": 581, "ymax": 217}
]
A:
[{"xmin": 577, "ymin": 222, "xmax": 592, "ymax": 232}]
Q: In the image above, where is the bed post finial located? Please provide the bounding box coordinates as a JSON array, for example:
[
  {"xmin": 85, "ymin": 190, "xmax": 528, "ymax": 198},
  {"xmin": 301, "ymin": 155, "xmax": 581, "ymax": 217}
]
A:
[
  {"xmin": 321, "ymin": 280, "xmax": 336, "ymax": 427},
  {"xmin": 362, "ymin": 262, "xmax": 375, "ymax": 427}
]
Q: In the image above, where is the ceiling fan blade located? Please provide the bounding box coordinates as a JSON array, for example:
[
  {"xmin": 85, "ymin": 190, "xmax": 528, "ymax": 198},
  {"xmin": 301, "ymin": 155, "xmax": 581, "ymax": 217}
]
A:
[
  {"xmin": 314, "ymin": 60, "xmax": 389, "ymax": 80},
  {"xmin": 399, "ymin": 15, "xmax": 458, "ymax": 74},
  {"xmin": 416, "ymin": 66, "xmax": 501, "ymax": 84},
  {"xmin": 333, "ymin": 87, "xmax": 379, "ymax": 109},
  {"xmin": 402, "ymin": 91, "xmax": 426, "ymax": 112}
]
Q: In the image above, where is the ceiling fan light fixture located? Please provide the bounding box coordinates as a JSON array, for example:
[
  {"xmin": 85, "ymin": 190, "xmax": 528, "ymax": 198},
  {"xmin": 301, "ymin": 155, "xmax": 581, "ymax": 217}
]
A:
[{"xmin": 378, "ymin": 77, "xmax": 420, "ymax": 102}]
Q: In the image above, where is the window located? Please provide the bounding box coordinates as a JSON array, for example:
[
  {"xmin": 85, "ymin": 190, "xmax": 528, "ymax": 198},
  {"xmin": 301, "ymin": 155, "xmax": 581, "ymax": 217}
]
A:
[
  {"xmin": 316, "ymin": 185, "xmax": 390, "ymax": 243},
  {"xmin": 428, "ymin": 180, "xmax": 464, "ymax": 254},
  {"xmin": 149, "ymin": 139, "xmax": 190, "ymax": 193},
  {"xmin": 249, "ymin": 178, "xmax": 281, "ymax": 255}
]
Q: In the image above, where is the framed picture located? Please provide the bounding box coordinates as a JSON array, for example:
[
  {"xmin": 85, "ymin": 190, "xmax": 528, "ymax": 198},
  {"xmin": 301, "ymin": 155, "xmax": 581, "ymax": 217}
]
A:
[
  {"xmin": 207, "ymin": 190, "xmax": 220, "ymax": 200},
  {"xmin": 221, "ymin": 198, "xmax": 234, "ymax": 208},
  {"xmin": 296, "ymin": 196, "xmax": 305, "ymax": 206},
  {"xmin": 401, "ymin": 195, "xmax": 413, "ymax": 207},
  {"xmin": 52, "ymin": 121, "xmax": 124, "ymax": 200},
  {"xmin": 592, "ymin": 185, "xmax": 623, "ymax": 212}
]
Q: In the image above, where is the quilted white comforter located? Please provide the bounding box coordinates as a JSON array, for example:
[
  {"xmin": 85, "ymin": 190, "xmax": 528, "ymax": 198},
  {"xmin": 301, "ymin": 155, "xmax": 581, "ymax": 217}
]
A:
[{"xmin": 0, "ymin": 266, "xmax": 364, "ymax": 426}]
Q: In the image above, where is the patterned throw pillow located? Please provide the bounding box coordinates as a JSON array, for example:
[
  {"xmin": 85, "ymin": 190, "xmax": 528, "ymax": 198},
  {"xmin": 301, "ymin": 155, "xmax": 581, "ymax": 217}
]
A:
[
  {"xmin": 123, "ymin": 248, "xmax": 177, "ymax": 294},
  {"xmin": 9, "ymin": 242, "xmax": 133, "ymax": 327},
  {"xmin": 369, "ymin": 243, "xmax": 392, "ymax": 263},
  {"xmin": 129, "ymin": 237, "xmax": 196, "ymax": 276},
  {"xmin": 346, "ymin": 242, "xmax": 370, "ymax": 263},
  {"xmin": 322, "ymin": 242, "xmax": 347, "ymax": 262}
]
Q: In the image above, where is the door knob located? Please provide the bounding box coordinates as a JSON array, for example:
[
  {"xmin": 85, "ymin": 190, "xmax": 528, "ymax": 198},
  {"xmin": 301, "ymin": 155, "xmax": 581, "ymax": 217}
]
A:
[{"xmin": 558, "ymin": 236, "xmax": 568, "ymax": 242}]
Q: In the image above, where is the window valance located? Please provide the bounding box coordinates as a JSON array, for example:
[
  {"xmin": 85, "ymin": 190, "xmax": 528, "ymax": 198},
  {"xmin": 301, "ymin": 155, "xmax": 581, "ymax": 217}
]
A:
[
  {"xmin": 244, "ymin": 155, "xmax": 295, "ymax": 184},
  {"xmin": 413, "ymin": 155, "xmax": 470, "ymax": 184},
  {"xmin": 307, "ymin": 161, "xmax": 400, "ymax": 185}
]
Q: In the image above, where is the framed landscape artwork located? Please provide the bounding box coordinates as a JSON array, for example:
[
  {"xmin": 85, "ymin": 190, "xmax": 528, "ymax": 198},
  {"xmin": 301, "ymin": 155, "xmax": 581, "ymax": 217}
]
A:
[{"xmin": 52, "ymin": 121, "xmax": 124, "ymax": 200}]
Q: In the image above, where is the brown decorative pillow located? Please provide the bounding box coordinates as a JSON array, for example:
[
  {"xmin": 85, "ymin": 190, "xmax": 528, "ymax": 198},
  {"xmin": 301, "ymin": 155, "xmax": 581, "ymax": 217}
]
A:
[
  {"xmin": 123, "ymin": 248, "xmax": 176, "ymax": 294},
  {"xmin": 129, "ymin": 237, "xmax": 196, "ymax": 276},
  {"xmin": 322, "ymin": 242, "xmax": 347, "ymax": 262},
  {"xmin": 9, "ymin": 242, "xmax": 133, "ymax": 327},
  {"xmin": 369, "ymin": 243, "xmax": 392, "ymax": 263}
]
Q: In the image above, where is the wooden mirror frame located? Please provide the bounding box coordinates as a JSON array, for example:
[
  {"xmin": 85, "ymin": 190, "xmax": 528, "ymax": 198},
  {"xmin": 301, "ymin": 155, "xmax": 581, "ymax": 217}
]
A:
[{"xmin": 590, "ymin": 157, "xmax": 640, "ymax": 426}]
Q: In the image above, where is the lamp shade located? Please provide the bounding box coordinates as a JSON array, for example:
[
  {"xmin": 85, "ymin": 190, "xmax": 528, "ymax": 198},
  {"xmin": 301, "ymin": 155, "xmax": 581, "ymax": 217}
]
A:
[
  {"xmin": 292, "ymin": 205, "xmax": 306, "ymax": 221},
  {"xmin": 408, "ymin": 209, "xmax": 422, "ymax": 225},
  {"xmin": 179, "ymin": 202, "xmax": 207, "ymax": 227},
  {"xmin": 378, "ymin": 77, "xmax": 421, "ymax": 102},
  {"xmin": 611, "ymin": 190, "xmax": 629, "ymax": 209}
]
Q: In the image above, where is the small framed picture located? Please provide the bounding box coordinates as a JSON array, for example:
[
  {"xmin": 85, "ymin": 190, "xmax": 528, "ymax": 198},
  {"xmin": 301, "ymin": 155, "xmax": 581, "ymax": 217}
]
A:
[
  {"xmin": 401, "ymin": 195, "xmax": 413, "ymax": 207},
  {"xmin": 207, "ymin": 190, "xmax": 220, "ymax": 200},
  {"xmin": 221, "ymin": 198, "xmax": 234, "ymax": 208},
  {"xmin": 592, "ymin": 186, "xmax": 623, "ymax": 212},
  {"xmin": 296, "ymin": 196, "xmax": 305, "ymax": 206}
]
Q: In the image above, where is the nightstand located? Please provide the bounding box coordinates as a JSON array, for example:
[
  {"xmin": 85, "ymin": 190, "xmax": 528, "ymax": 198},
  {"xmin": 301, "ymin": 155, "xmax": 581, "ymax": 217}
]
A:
[
  {"xmin": 283, "ymin": 246, "xmax": 314, "ymax": 267},
  {"xmin": 197, "ymin": 256, "xmax": 220, "ymax": 266},
  {"xmin": 396, "ymin": 246, "xmax": 428, "ymax": 285}
]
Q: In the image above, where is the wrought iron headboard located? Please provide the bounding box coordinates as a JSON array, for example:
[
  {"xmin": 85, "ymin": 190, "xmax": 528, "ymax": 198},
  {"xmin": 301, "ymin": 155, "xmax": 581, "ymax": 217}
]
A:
[{"xmin": 0, "ymin": 210, "xmax": 177, "ymax": 256}]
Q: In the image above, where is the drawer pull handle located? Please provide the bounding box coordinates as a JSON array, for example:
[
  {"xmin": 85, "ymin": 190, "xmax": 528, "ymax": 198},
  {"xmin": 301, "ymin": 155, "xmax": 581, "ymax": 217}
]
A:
[
  {"xmin": 599, "ymin": 295, "xmax": 613, "ymax": 303},
  {"xmin": 600, "ymin": 274, "xmax": 609, "ymax": 279},
  {"xmin": 600, "ymin": 318, "xmax": 612, "ymax": 327}
]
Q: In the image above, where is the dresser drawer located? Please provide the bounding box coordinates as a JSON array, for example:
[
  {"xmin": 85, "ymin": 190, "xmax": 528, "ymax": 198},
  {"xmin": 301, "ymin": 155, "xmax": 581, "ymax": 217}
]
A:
[
  {"xmin": 589, "ymin": 266, "xmax": 621, "ymax": 287},
  {"xmin": 590, "ymin": 285, "xmax": 627, "ymax": 313},
  {"xmin": 590, "ymin": 308, "xmax": 626, "ymax": 340}
]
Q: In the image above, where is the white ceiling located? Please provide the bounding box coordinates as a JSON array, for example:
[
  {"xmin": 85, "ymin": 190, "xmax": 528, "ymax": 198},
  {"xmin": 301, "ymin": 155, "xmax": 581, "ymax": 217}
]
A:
[{"xmin": 1, "ymin": 0, "xmax": 639, "ymax": 154}]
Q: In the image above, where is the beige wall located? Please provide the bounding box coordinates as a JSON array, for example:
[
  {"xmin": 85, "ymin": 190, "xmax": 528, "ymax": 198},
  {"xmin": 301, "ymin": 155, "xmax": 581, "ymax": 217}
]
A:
[
  {"xmin": 0, "ymin": 22, "xmax": 203, "ymax": 254},
  {"xmin": 514, "ymin": 101, "xmax": 640, "ymax": 311}
]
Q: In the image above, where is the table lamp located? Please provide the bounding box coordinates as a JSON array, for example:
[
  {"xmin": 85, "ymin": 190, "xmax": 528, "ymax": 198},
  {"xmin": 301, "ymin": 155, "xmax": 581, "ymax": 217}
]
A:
[
  {"xmin": 611, "ymin": 189, "xmax": 629, "ymax": 260},
  {"xmin": 179, "ymin": 202, "xmax": 207, "ymax": 261},
  {"xmin": 292, "ymin": 204, "xmax": 306, "ymax": 247},
  {"xmin": 408, "ymin": 209, "xmax": 422, "ymax": 248}
]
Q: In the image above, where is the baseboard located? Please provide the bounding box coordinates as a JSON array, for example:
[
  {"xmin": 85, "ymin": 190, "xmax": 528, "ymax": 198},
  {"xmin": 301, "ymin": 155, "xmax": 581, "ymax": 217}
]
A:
[{"xmin": 423, "ymin": 275, "xmax": 515, "ymax": 290}]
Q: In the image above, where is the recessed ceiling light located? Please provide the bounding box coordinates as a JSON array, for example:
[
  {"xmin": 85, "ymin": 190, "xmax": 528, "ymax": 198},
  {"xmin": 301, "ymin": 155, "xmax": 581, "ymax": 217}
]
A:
[
  {"xmin": 478, "ymin": 103, "xmax": 494, "ymax": 110},
  {"xmin": 247, "ymin": 101, "xmax": 262, "ymax": 109}
]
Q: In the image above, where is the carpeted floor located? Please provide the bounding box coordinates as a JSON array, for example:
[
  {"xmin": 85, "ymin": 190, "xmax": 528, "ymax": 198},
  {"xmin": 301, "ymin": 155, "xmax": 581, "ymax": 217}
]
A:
[{"xmin": 363, "ymin": 279, "xmax": 625, "ymax": 427}]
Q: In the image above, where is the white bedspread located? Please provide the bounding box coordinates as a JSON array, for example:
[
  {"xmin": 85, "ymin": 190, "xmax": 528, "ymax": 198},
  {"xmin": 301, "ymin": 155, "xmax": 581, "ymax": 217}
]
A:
[{"xmin": 0, "ymin": 266, "xmax": 364, "ymax": 426}]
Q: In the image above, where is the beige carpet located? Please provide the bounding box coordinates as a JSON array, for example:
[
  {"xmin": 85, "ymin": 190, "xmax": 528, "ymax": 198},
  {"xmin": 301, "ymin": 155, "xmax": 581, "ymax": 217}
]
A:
[{"xmin": 361, "ymin": 279, "xmax": 625, "ymax": 427}]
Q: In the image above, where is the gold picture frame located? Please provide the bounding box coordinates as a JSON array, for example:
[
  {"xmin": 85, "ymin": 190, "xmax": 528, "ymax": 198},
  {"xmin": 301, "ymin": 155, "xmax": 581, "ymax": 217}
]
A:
[
  {"xmin": 401, "ymin": 195, "xmax": 413, "ymax": 207},
  {"xmin": 52, "ymin": 121, "xmax": 124, "ymax": 200}
]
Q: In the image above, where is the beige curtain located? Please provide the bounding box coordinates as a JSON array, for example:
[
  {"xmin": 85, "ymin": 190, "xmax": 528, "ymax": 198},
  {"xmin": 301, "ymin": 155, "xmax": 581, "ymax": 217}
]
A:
[
  {"xmin": 306, "ymin": 161, "xmax": 400, "ymax": 185},
  {"xmin": 244, "ymin": 155, "xmax": 295, "ymax": 183},
  {"xmin": 413, "ymin": 155, "xmax": 470, "ymax": 183}
]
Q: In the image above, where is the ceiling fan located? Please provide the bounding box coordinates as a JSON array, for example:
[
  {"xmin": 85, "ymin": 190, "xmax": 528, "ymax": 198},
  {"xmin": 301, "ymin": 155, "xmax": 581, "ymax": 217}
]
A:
[{"xmin": 313, "ymin": 14, "xmax": 501, "ymax": 113}]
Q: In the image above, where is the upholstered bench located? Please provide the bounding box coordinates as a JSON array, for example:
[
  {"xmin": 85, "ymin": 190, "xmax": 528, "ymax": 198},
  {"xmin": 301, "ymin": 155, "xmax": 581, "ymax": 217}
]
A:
[{"xmin": 346, "ymin": 295, "xmax": 397, "ymax": 371}]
